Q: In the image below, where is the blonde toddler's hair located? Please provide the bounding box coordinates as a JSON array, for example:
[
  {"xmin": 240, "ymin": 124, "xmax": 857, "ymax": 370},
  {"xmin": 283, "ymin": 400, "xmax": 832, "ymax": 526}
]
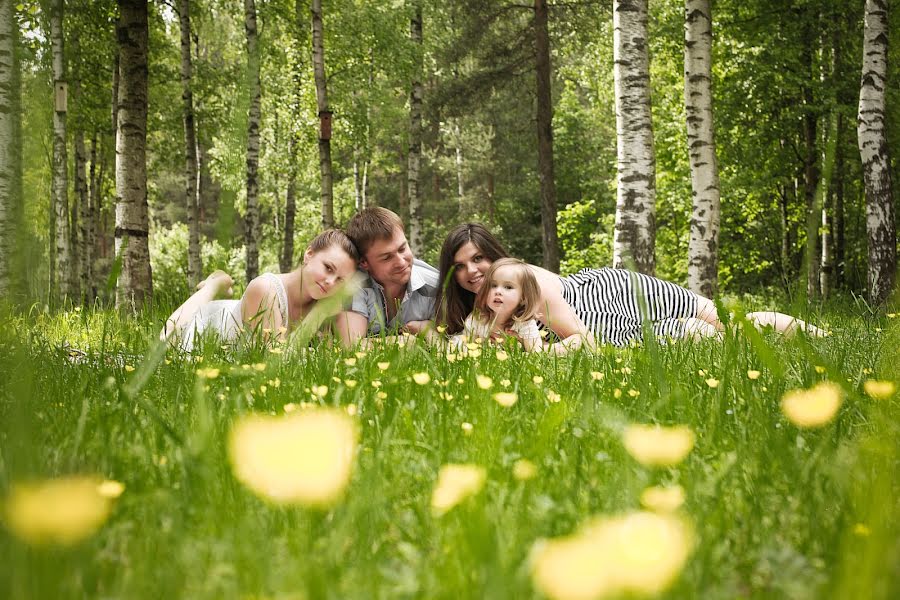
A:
[{"xmin": 473, "ymin": 258, "xmax": 541, "ymax": 327}]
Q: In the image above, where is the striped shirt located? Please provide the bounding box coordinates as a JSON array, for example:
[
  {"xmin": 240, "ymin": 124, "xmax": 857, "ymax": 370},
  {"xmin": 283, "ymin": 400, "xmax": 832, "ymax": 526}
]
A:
[{"xmin": 546, "ymin": 268, "xmax": 697, "ymax": 347}]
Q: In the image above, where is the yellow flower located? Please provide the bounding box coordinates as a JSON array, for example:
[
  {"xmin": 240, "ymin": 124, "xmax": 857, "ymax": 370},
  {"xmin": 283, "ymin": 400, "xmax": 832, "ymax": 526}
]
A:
[
  {"xmin": 376, "ymin": 391, "xmax": 387, "ymax": 400},
  {"xmin": 622, "ymin": 424, "xmax": 695, "ymax": 467},
  {"xmin": 747, "ymin": 370, "xmax": 761, "ymax": 380},
  {"xmin": 377, "ymin": 362, "xmax": 390, "ymax": 371},
  {"xmin": 436, "ymin": 325, "xmax": 447, "ymax": 333},
  {"xmin": 457, "ymin": 377, "xmax": 465, "ymax": 384},
  {"xmin": 533, "ymin": 376, "xmax": 544, "ymax": 385},
  {"xmin": 853, "ymin": 523, "xmax": 871, "ymax": 537},
  {"xmin": 863, "ymin": 379, "xmax": 895, "ymax": 400},
  {"xmin": 476, "ymin": 375, "xmax": 493, "ymax": 390},
  {"xmin": 283, "ymin": 403, "xmax": 298, "ymax": 413},
  {"xmin": 430, "ymin": 464, "xmax": 486, "ymax": 516},
  {"xmin": 705, "ymin": 378, "xmax": 719, "ymax": 388},
  {"xmin": 530, "ymin": 531, "xmax": 614, "ymax": 600},
  {"xmin": 124, "ymin": 365, "xmax": 135, "ymax": 372},
  {"xmin": 627, "ymin": 389, "xmax": 640, "ymax": 398},
  {"xmin": 697, "ymin": 369, "xmax": 706, "ymax": 377},
  {"xmin": 96, "ymin": 480, "xmax": 125, "ymax": 499},
  {"xmin": 228, "ymin": 409, "xmax": 358, "ymax": 506},
  {"xmin": 345, "ymin": 404, "xmax": 358, "ymax": 416},
  {"xmin": 439, "ymin": 392, "xmax": 454, "ymax": 401},
  {"xmin": 370, "ymin": 380, "xmax": 382, "ymax": 388},
  {"xmin": 258, "ymin": 385, "xmax": 267, "ymax": 395},
  {"xmin": 640, "ymin": 485, "xmax": 685, "ymax": 513},
  {"xmin": 253, "ymin": 363, "xmax": 266, "ymax": 372},
  {"xmin": 344, "ymin": 358, "xmax": 357, "ymax": 367},
  {"xmin": 547, "ymin": 390, "xmax": 561, "ymax": 403},
  {"xmin": 496, "ymin": 350, "xmax": 509, "ymax": 361},
  {"xmin": 311, "ymin": 385, "xmax": 329, "ymax": 398},
  {"xmin": 461, "ymin": 422, "xmax": 474, "ymax": 435},
  {"xmin": 468, "ymin": 348, "xmax": 482, "ymax": 359},
  {"xmin": 271, "ymin": 378, "xmax": 281, "ymax": 388},
  {"xmin": 862, "ymin": 367, "xmax": 873, "ymax": 375},
  {"xmin": 447, "ymin": 353, "xmax": 457, "ymax": 363},
  {"xmin": 493, "ymin": 392, "xmax": 518, "ymax": 407},
  {"xmin": 613, "ymin": 388, "xmax": 622, "ymax": 399},
  {"xmin": 501, "ymin": 378, "xmax": 511, "ymax": 387},
  {"xmin": 4, "ymin": 476, "xmax": 115, "ymax": 546},
  {"xmin": 590, "ymin": 371, "xmax": 604, "ymax": 381},
  {"xmin": 814, "ymin": 365, "xmax": 826, "ymax": 374},
  {"xmin": 269, "ymin": 347, "xmax": 283, "ymax": 354},
  {"xmin": 513, "ymin": 459, "xmax": 537, "ymax": 481},
  {"xmin": 781, "ymin": 381, "xmax": 843, "ymax": 428},
  {"xmin": 196, "ymin": 367, "xmax": 220, "ymax": 379},
  {"xmin": 355, "ymin": 351, "xmax": 366, "ymax": 359},
  {"xmin": 344, "ymin": 379, "xmax": 357, "ymax": 388},
  {"xmin": 412, "ymin": 372, "xmax": 431, "ymax": 385}
]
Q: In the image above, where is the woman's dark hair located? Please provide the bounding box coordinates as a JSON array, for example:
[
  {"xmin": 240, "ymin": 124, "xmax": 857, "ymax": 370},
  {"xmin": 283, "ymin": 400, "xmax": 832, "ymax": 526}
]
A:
[{"xmin": 433, "ymin": 223, "xmax": 509, "ymax": 334}]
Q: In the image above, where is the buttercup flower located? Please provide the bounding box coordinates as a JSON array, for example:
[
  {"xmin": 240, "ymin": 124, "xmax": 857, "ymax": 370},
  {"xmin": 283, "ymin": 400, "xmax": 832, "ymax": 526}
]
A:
[
  {"xmin": 705, "ymin": 378, "xmax": 719, "ymax": 388},
  {"xmin": 377, "ymin": 362, "xmax": 390, "ymax": 371},
  {"xmin": 228, "ymin": 409, "xmax": 358, "ymax": 507},
  {"xmin": 196, "ymin": 367, "xmax": 220, "ymax": 379},
  {"xmin": 640, "ymin": 484, "xmax": 685, "ymax": 512},
  {"xmin": 4, "ymin": 476, "xmax": 116, "ymax": 546},
  {"xmin": 476, "ymin": 375, "xmax": 493, "ymax": 390},
  {"xmin": 590, "ymin": 371, "xmax": 604, "ymax": 381},
  {"xmin": 547, "ymin": 390, "xmax": 562, "ymax": 403},
  {"xmin": 96, "ymin": 480, "xmax": 125, "ymax": 499},
  {"xmin": 493, "ymin": 392, "xmax": 518, "ymax": 407},
  {"xmin": 781, "ymin": 381, "xmax": 843, "ymax": 428},
  {"xmin": 533, "ymin": 376, "xmax": 544, "ymax": 385},
  {"xmin": 513, "ymin": 459, "xmax": 538, "ymax": 481},
  {"xmin": 863, "ymin": 379, "xmax": 895, "ymax": 400},
  {"xmin": 747, "ymin": 370, "xmax": 761, "ymax": 380},
  {"xmin": 461, "ymin": 422, "xmax": 474, "ymax": 435},
  {"xmin": 496, "ymin": 350, "xmax": 509, "ymax": 361},
  {"xmin": 311, "ymin": 385, "xmax": 329, "ymax": 398},
  {"xmin": 412, "ymin": 372, "xmax": 431, "ymax": 385},
  {"xmin": 344, "ymin": 358, "xmax": 357, "ymax": 367},
  {"xmin": 622, "ymin": 424, "xmax": 695, "ymax": 467},
  {"xmin": 431, "ymin": 464, "xmax": 486, "ymax": 516}
]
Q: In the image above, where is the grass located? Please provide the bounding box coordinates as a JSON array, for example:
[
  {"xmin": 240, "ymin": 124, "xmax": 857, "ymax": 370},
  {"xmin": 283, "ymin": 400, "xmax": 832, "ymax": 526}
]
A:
[{"xmin": 0, "ymin": 303, "xmax": 898, "ymax": 599}]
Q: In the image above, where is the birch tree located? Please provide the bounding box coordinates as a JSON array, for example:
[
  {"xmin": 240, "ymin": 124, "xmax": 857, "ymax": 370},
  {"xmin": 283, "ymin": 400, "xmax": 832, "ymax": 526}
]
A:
[
  {"xmin": 612, "ymin": 0, "xmax": 656, "ymax": 274},
  {"xmin": 534, "ymin": 0, "xmax": 559, "ymax": 272},
  {"xmin": 407, "ymin": 1, "xmax": 424, "ymax": 256},
  {"xmin": 50, "ymin": 0, "xmax": 73, "ymax": 298},
  {"xmin": 683, "ymin": 0, "xmax": 720, "ymax": 298},
  {"xmin": 857, "ymin": 0, "xmax": 896, "ymax": 306},
  {"xmin": 0, "ymin": 0, "xmax": 20, "ymax": 296},
  {"xmin": 180, "ymin": 0, "xmax": 201, "ymax": 288},
  {"xmin": 115, "ymin": 0, "xmax": 152, "ymax": 310},
  {"xmin": 311, "ymin": 0, "xmax": 333, "ymax": 227},
  {"xmin": 244, "ymin": 0, "xmax": 261, "ymax": 281}
]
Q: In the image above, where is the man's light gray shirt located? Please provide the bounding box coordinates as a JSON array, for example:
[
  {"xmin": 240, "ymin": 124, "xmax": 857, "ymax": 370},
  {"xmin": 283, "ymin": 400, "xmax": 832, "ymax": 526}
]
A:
[{"xmin": 349, "ymin": 259, "xmax": 439, "ymax": 334}]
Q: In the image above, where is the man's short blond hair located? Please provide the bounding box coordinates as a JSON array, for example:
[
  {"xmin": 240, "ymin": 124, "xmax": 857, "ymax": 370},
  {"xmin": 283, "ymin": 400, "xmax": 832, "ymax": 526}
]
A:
[{"xmin": 346, "ymin": 207, "xmax": 405, "ymax": 256}]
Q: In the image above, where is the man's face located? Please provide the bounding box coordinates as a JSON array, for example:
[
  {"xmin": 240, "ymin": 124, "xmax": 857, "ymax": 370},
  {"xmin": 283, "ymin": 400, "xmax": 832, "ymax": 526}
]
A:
[{"xmin": 360, "ymin": 227, "xmax": 414, "ymax": 290}]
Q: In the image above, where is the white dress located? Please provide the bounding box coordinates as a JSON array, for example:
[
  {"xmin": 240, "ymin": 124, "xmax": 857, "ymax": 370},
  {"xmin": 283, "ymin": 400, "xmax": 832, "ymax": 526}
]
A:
[
  {"xmin": 451, "ymin": 314, "xmax": 543, "ymax": 349},
  {"xmin": 179, "ymin": 273, "xmax": 289, "ymax": 352}
]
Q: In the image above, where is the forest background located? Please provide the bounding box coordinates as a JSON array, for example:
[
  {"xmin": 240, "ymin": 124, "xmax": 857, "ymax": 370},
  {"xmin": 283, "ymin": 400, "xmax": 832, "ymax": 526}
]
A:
[{"xmin": 1, "ymin": 0, "xmax": 898, "ymax": 310}]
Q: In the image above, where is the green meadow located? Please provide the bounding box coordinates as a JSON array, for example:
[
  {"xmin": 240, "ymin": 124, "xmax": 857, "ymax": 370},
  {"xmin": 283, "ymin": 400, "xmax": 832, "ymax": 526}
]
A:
[{"xmin": 1, "ymin": 303, "xmax": 898, "ymax": 600}]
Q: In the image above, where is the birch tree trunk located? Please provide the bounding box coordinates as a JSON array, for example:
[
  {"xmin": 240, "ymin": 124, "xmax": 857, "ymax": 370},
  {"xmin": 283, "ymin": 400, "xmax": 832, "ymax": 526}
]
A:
[
  {"xmin": 180, "ymin": 0, "xmax": 201, "ymax": 288},
  {"xmin": 74, "ymin": 128, "xmax": 88, "ymax": 301},
  {"xmin": 84, "ymin": 133, "xmax": 98, "ymax": 300},
  {"xmin": 684, "ymin": 0, "xmax": 720, "ymax": 298},
  {"xmin": 50, "ymin": 0, "xmax": 73, "ymax": 299},
  {"xmin": 281, "ymin": 134, "xmax": 297, "ymax": 273},
  {"xmin": 815, "ymin": 113, "xmax": 838, "ymax": 299},
  {"xmin": 311, "ymin": 0, "xmax": 333, "ymax": 227},
  {"xmin": 115, "ymin": 0, "xmax": 152, "ymax": 311},
  {"xmin": 534, "ymin": 0, "xmax": 559, "ymax": 272},
  {"xmin": 0, "ymin": 0, "xmax": 21, "ymax": 296},
  {"xmin": 833, "ymin": 114, "xmax": 845, "ymax": 289},
  {"xmin": 613, "ymin": 0, "xmax": 656, "ymax": 274},
  {"xmin": 244, "ymin": 0, "xmax": 261, "ymax": 281},
  {"xmin": 801, "ymin": 17, "xmax": 820, "ymax": 300},
  {"xmin": 407, "ymin": 1, "xmax": 424, "ymax": 256},
  {"xmin": 857, "ymin": 0, "xmax": 896, "ymax": 306}
]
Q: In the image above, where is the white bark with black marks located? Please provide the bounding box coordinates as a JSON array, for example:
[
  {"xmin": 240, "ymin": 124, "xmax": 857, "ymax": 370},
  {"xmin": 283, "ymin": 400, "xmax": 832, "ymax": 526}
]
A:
[
  {"xmin": 311, "ymin": 0, "xmax": 333, "ymax": 227},
  {"xmin": 180, "ymin": 0, "xmax": 202, "ymax": 288},
  {"xmin": 408, "ymin": 1, "xmax": 424, "ymax": 255},
  {"xmin": 684, "ymin": 0, "xmax": 720, "ymax": 298},
  {"xmin": 0, "ymin": 0, "xmax": 20, "ymax": 295},
  {"xmin": 613, "ymin": 0, "xmax": 656, "ymax": 274},
  {"xmin": 244, "ymin": 0, "xmax": 261, "ymax": 281},
  {"xmin": 857, "ymin": 0, "xmax": 896, "ymax": 305},
  {"xmin": 51, "ymin": 0, "xmax": 73, "ymax": 299},
  {"xmin": 115, "ymin": 0, "xmax": 153, "ymax": 311}
]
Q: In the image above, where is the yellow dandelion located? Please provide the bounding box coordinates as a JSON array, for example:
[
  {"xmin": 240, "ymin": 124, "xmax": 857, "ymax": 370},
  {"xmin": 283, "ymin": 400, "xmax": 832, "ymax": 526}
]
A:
[
  {"xmin": 436, "ymin": 324, "xmax": 447, "ymax": 333},
  {"xmin": 439, "ymin": 392, "xmax": 454, "ymax": 401},
  {"xmin": 376, "ymin": 391, "xmax": 387, "ymax": 400},
  {"xmin": 814, "ymin": 365, "xmax": 826, "ymax": 374},
  {"xmin": 887, "ymin": 313, "xmax": 897, "ymax": 319},
  {"xmin": 344, "ymin": 358, "xmax": 357, "ymax": 367},
  {"xmin": 640, "ymin": 485, "xmax": 685, "ymax": 513},
  {"xmin": 124, "ymin": 365, "xmax": 135, "ymax": 372},
  {"xmin": 271, "ymin": 378, "xmax": 281, "ymax": 388},
  {"xmin": 590, "ymin": 371, "xmax": 604, "ymax": 381},
  {"xmin": 196, "ymin": 367, "xmax": 220, "ymax": 379},
  {"xmin": 258, "ymin": 385, "xmax": 267, "ymax": 395},
  {"xmin": 530, "ymin": 531, "xmax": 615, "ymax": 600},
  {"xmin": 496, "ymin": 350, "xmax": 509, "ymax": 361},
  {"xmin": 430, "ymin": 464, "xmax": 486, "ymax": 516},
  {"xmin": 622, "ymin": 424, "xmax": 695, "ymax": 467},
  {"xmin": 461, "ymin": 422, "xmax": 474, "ymax": 435},
  {"xmin": 781, "ymin": 381, "xmax": 843, "ymax": 428},
  {"xmin": 705, "ymin": 378, "xmax": 719, "ymax": 389},
  {"xmin": 4, "ymin": 476, "xmax": 115, "ymax": 546},
  {"xmin": 863, "ymin": 379, "xmax": 895, "ymax": 400},
  {"xmin": 613, "ymin": 388, "xmax": 622, "ymax": 399},
  {"xmin": 466, "ymin": 342, "xmax": 480, "ymax": 351},
  {"xmin": 513, "ymin": 459, "xmax": 538, "ymax": 481},
  {"xmin": 628, "ymin": 389, "xmax": 640, "ymax": 398},
  {"xmin": 533, "ymin": 375, "xmax": 544, "ymax": 385},
  {"xmin": 412, "ymin": 372, "xmax": 431, "ymax": 385},
  {"xmin": 747, "ymin": 370, "xmax": 761, "ymax": 380},
  {"xmin": 345, "ymin": 404, "xmax": 358, "ymax": 416},
  {"xmin": 228, "ymin": 409, "xmax": 358, "ymax": 506},
  {"xmin": 457, "ymin": 377, "xmax": 465, "ymax": 384},
  {"xmin": 371, "ymin": 380, "xmax": 382, "ymax": 388},
  {"xmin": 311, "ymin": 385, "xmax": 329, "ymax": 398},
  {"xmin": 476, "ymin": 375, "xmax": 493, "ymax": 390},
  {"xmin": 377, "ymin": 362, "xmax": 390, "ymax": 371},
  {"xmin": 547, "ymin": 390, "xmax": 562, "ymax": 403},
  {"xmin": 493, "ymin": 392, "xmax": 518, "ymax": 407},
  {"xmin": 468, "ymin": 348, "xmax": 482, "ymax": 359},
  {"xmin": 501, "ymin": 378, "xmax": 511, "ymax": 387},
  {"xmin": 344, "ymin": 379, "xmax": 357, "ymax": 388}
]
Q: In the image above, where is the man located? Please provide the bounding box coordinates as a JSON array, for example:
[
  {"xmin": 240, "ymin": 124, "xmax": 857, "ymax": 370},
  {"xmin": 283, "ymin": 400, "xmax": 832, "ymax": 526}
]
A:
[{"xmin": 336, "ymin": 207, "xmax": 439, "ymax": 345}]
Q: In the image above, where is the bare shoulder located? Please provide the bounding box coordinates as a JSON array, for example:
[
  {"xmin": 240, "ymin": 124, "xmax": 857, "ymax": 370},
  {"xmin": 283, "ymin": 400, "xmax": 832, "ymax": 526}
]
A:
[
  {"xmin": 241, "ymin": 275, "xmax": 280, "ymax": 319},
  {"xmin": 526, "ymin": 264, "xmax": 564, "ymax": 299}
]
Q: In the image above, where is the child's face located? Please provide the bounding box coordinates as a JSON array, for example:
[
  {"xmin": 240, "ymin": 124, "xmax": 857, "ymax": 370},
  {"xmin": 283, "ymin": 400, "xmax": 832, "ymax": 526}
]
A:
[{"xmin": 486, "ymin": 265, "xmax": 523, "ymax": 321}]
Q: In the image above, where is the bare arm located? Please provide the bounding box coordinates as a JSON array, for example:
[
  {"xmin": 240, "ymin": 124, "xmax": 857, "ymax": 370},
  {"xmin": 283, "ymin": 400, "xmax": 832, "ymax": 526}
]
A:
[
  {"xmin": 241, "ymin": 277, "xmax": 286, "ymax": 340},
  {"xmin": 335, "ymin": 310, "xmax": 370, "ymax": 347}
]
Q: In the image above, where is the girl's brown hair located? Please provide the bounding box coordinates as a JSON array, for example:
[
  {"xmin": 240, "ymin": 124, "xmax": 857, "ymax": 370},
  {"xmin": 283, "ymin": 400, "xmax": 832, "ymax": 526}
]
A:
[
  {"xmin": 305, "ymin": 229, "xmax": 360, "ymax": 264},
  {"xmin": 434, "ymin": 223, "xmax": 509, "ymax": 334},
  {"xmin": 473, "ymin": 258, "xmax": 540, "ymax": 327}
]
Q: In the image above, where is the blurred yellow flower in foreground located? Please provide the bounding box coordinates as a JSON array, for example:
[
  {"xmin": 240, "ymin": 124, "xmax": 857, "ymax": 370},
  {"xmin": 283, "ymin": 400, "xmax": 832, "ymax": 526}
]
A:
[
  {"xmin": 431, "ymin": 464, "xmax": 486, "ymax": 516},
  {"xmin": 622, "ymin": 424, "xmax": 695, "ymax": 467},
  {"xmin": 590, "ymin": 371, "xmax": 604, "ymax": 381},
  {"xmin": 96, "ymin": 479, "xmax": 126, "ymax": 499},
  {"xmin": 532, "ymin": 376, "xmax": 544, "ymax": 385},
  {"xmin": 311, "ymin": 385, "xmax": 328, "ymax": 398},
  {"xmin": 705, "ymin": 378, "xmax": 719, "ymax": 388},
  {"xmin": 493, "ymin": 392, "xmax": 518, "ymax": 407},
  {"xmin": 513, "ymin": 459, "xmax": 538, "ymax": 481},
  {"xmin": 530, "ymin": 511, "xmax": 694, "ymax": 600},
  {"xmin": 747, "ymin": 370, "xmax": 761, "ymax": 380},
  {"xmin": 781, "ymin": 381, "xmax": 843, "ymax": 428},
  {"xmin": 496, "ymin": 350, "xmax": 509, "ymax": 361},
  {"xmin": 640, "ymin": 485, "xmax": 685, "ymax": 513},
  {"xmin": 196, "ymin": 367, "xmax": 220, "ymax": 379},
  {"xmin": 863, "ymin": 379, "xmax": 895, "ymax": 400},
  {"xmin": 4, "ymin": 476, "xmax": 116, "ymax": 546},
  {"xmin": 476, "ymin": 375, "xmax": 493, "ymax": 390},
  {"xmin": 228, "ymin": 409, "xmax": 358, "ymax": 507},
  {"xmin": 377, "ymin": 362, "xmax": 390, "ymax": 371},
  {"xmin": 412, "ymin": 372, "xmax": 431, "ymax": 385}
]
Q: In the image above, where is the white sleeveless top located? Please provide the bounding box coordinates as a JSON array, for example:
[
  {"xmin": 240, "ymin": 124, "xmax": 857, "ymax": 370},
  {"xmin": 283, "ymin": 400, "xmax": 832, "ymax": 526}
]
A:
[{"xmin": 179, "ymin": 273, "xmax": 289, "ymax": 352}]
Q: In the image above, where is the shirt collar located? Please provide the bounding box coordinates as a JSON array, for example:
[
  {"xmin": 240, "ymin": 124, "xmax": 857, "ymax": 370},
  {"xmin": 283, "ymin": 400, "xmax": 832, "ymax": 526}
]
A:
[{"xmin": 365, "ymin": 262, "xmax": 426, "ymax": 295}]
